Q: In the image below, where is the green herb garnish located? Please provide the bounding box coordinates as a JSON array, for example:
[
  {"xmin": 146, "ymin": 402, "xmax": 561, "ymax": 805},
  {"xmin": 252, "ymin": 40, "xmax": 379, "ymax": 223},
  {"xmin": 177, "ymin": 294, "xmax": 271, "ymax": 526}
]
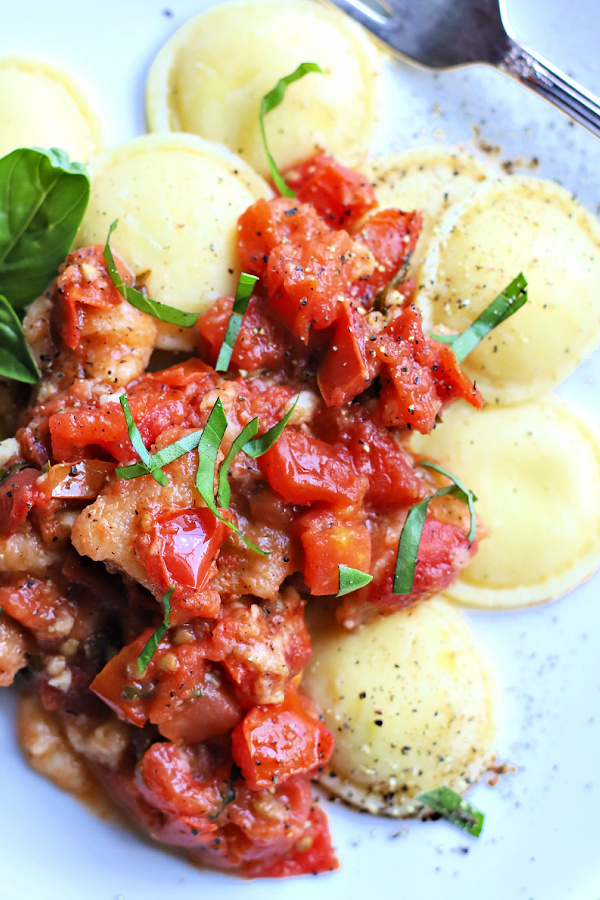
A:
[
  {"xmin": 393, "ymin": 462, "xmax": 477, "ymax": 594},
  {"xmin": 337, "ymin": 564, "xmax": 373, "ymax": 597},
  {"xmin": 137, "ymin": 586, "xmax": 174, "ymax": 675},
  {"xmin": 103, "ymin": 220, "xmax": 199, "ymax": 327},
  {"xmin": 430, "ymin": 273, "xmax": 528, "ymax": 362},
  {"xmin": 217, "ymin": 418, "xmax": 259, "ymax": 508},
  {"xmin": 116, "ymin": 426, "xmax": 204, "ymax": 483},
  {"xmin": 215, "ymin": 272, "xmax": 258, "ymax": 372},
  {"xmin": 416, "ymin": 786, "xmax": 484, "ymax": 837},
  {"xmin": 242, "ymin": 395, "xmax": 299, "ymax": 458},
  {"xmin": 0, "ymin": 295, "xmax": 39, "ymax": 383},
  {"xmin": 259, "ymin": 62, "xmax": 323, "ymax": 197},
  {"xmin": 119, "ymin": 394, "xmax": 169, "ymax": 486}
]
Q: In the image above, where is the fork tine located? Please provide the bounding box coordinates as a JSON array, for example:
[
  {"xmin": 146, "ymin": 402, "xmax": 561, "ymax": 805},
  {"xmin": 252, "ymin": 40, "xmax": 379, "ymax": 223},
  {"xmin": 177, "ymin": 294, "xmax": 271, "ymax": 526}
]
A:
[{"xmin": 324, "ymin": 0, "xmax": 395, "ymax": 43}]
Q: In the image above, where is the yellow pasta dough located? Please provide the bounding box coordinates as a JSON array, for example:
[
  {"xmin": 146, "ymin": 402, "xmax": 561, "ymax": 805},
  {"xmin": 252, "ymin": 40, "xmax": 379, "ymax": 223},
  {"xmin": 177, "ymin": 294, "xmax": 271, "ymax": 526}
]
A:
[
  {"xmin": 417, "ymin": 176, "xmax": 600, "ymax": 403},
  {"xmin": 0, "ymin": 56, "xmax": 102, "ymax": 162},
  {"xmin": 303, "ymin": 598, "xmax": 498, "ymax": 816},
  {"xmin": 75, "ymin": 133, "xmax": 271, "ymax": 346},
  {"xmin": 363, "ymin": 146, "xmax": 495, "ymax": 268},
  {"xmin": 411, "ymin": 396, "xmax": 600, "ymax": 609},
  {"xmin": 146, "ymin": 0, "xmax": 381, "ymax": 179}
]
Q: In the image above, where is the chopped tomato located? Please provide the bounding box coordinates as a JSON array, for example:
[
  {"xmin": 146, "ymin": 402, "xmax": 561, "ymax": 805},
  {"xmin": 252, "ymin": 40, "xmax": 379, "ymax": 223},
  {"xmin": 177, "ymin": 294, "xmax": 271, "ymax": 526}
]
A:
[
  {"xmin": 145, "ymin": 358, "xmax": 215, "ymax": 387},
  {"xmin": 39, "ymin": 460, "xmax": 115, "ymax": 502},
  {"xmin": 267, "ymin": 230, "xmax": 375, "ymax": 343},
  {"xmin": 231, "ymin": 688, "xmax": 334, "ymax": 790},
  {"xmin": 0, "ymin": 576, "xmax": 75, "ymax": 645},
  {"xmin": 198, "ymin": 294, "xmax": 287, "ymax": 372},
  {"xmin": 355, "ymin": 208, "xmax": 423, "ymax": 301},
  {"xmin": 0, "ymin": 468, "xmax": 39, "ymax": 536},
  {"xmin": 237, "ymin": 196, "xmax": 330, "ymax": 279},
  {"xmin": 297, "ymin": 507, "xmax": 371, "ymax": 595},
  {"xmin": 317, "ymin": 300, "xmax": 379, "ymax": 406},
  {"xmin": 261, "ymin": 430, "xmax": 366, "ymax": 508},
  {"xmin": 285, "ymin": 152, "xmax": 377, "ymax": 229},
  {"xmin": 346, "ymin": 419, "xmax": 424, "ymax": 509},
  {"xmin": 143, "ymin": 508, "xmax": 226, "ymax": 592},
  {"xmin": 251, "ymin": 805, "xmax": 338, "ymax": 878}
]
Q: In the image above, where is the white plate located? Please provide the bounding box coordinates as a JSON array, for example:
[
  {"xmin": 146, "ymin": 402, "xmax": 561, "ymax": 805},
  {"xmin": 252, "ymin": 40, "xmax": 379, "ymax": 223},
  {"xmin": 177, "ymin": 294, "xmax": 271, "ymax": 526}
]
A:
[{"xmin": 1, "ymin": 2, "xmax": 599, "ymax": 899}]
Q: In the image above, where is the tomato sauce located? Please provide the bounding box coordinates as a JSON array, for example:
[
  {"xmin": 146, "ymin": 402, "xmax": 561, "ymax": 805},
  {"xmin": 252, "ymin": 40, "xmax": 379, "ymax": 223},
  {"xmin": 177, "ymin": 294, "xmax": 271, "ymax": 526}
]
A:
[{"xmin": 0, "ymin": 152, "xmax": 482, "ymax": 878}]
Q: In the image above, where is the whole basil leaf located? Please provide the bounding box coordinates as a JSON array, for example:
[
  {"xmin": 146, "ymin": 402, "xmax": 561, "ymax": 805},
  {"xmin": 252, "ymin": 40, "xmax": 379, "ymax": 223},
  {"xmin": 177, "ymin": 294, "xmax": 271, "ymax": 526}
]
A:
[
  {"xmin": 0, "ymin": 147, "xmax": 90, "ymax": 307},
  {"xmin": 0, "ymin": 294, "xmax": 40, "ymax": 383}
]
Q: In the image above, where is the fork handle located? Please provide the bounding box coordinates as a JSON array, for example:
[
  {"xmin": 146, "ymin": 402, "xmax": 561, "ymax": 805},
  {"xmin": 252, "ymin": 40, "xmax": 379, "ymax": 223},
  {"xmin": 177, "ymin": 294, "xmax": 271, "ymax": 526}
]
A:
[{"xmin": 500, "ymin": 39, "xmax": 600, "ymax": 140}]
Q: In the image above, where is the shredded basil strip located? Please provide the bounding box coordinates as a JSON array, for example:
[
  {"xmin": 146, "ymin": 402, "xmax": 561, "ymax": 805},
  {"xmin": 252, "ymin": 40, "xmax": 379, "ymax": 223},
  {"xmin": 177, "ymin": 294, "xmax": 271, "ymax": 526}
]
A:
[
  {"xmin": 116, "ymin": 428, "xmax": 204, "ymax": 482},
  {"xmin": 215, "ymin": 272, "xmax": 259, "ymax": 372},
  {"xmin": 259, "ymin": 63, "xmax": 323, "ymax": 197},
  {"xmin": 430, "ymin": 272, "xmax": 528, "ymax": 363},
  {"xmin": 137, "ymin": 586, "xmax": 174, "ymax": 675},
  {"xmin": 119, "ymin": 394, "xmax": 168, "ymax": 487},
  {"xmin": 393, "ymin": 463, "xmax": 477, "ymax": 594},
  {"xmin": 337, "ymin": 564, "xmax": 373, "ymax": 597},
  {"xmin": 0, "ymin": 295, "xmax": 40, "ymax": 383},
  {"xmin": 416, "ymin": 786, "xmax": 484, "ymax": 837},
  {"xmin": 217, "ymin": 418, "xmax": 259, "ymax": 508},
  {"xmin": 103, "ymin": 221, "xmax": 199, "ymax": 327},
  {"xmin": 242, "ymin": 395, "xmax": 299, "ymax": 458},
  {"xmin": 195, "ymin": 398, "xmax": 268, "ymax": 556}
]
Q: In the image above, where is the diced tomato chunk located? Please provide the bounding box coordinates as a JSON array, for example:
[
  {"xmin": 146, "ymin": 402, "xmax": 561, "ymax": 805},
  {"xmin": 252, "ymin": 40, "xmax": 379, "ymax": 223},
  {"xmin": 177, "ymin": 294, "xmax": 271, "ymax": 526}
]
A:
[
  {"xmin": 355, "ymin": 209, "xmax": 423, "ymax": 301},
  {"xmin": 0, "ymin": 468, "xmax": 39, "ymax": 536},
  {"xmin": 261, "ymin": 430, "xmax": 366, "ymax": 507},
  {"xmin": 237, "ymin": 196, "xmax": 330, "ymax": 279},
  {"xmin": 249, "ymin": 805, "xmax": 338, "ymax": 878},
  {"xmin": 285, "ymin": 152, "xmax": 377, "ymax": 229},
  {"xmin": 347, "ymin": 420, "xmax": 424, "ymax": 509},
  {"xmin": 198, "ymin": 295, "xmax": 287, "ymax": 372},
  {"xmin": 90, "ymin": 627, "xmax": 160, "ymax": 726},
  {"xmin": 267, "ymin": 231, "xmax": 375, "ymax": 343},
  {"xmin": 143, "ymin": 508, "xmax": 226, "ymax": 592},
  {"xmin": 145, "ymin": 358, "xmax": 214, "ymax": 387},
  {"xmin": 39, "ymin": 460, "xmax": 115, "ymax": 503},
  {"xmin": 297, "ymin": 507, "xmax": 371, "ymax": 595},
  {"xmin": 139, "ymin": 740, "xmax": 227, "ymax": 822},
  {"xmin": 231, "ymin": 688, "xmax": 334, "ymax": 791},
  {"xmin": 317, "ymin": 300, "xmax": 379, "ymax": 407}
]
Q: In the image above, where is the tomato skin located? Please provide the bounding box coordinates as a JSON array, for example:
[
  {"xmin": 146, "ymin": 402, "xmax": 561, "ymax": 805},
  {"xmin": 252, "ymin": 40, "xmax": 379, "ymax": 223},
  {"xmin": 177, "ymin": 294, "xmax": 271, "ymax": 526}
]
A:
[
  {"xmin": 0, "ymin": 468, "xmax": 39, "ymax": 536},
  {"xmin": 267, "ymin": 230, "xmax": 375, "ymax": 343},
  {"xmin": 355, "ymin": 208, "xmax": 423, "ymax": 300},
  {"xmin": 285, "ymin": 152, "xmax": 377, "ymax": 229},
  {"xmin": 317, "ymin": 300, "xmax": 378, "ymax": 407},
  {"xmin": 237, "ymin": 197, "xmax": 330, "ymax": 279},
  {"xmin": 231, "ymin": 688, "xmax": 334, "ymax": 791},
  {"xmin": 297, "ymin": 507, "xmax": 371, "ymax": 595},
  {"xmin": 143, "ymin": 508, "xmax": 226, "ymax": 592},
  {"xmin": 261, "ymin": 430, "xmax": 366, "ymax": 508},
  {"xmin": 198, "ymin": 294, "xmax": 287, "ymax": 372}
]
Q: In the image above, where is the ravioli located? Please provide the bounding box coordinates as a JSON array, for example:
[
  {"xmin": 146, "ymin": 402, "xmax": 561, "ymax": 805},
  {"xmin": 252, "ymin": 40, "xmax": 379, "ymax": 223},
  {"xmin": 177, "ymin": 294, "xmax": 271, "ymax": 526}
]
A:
[
  {"xmin": 363, "ymin": 146, "xmax": 494, "ymax": 269},
  {"xmin": 411, "ymin": 397, "xmax": 600, "ymax": 609},
  {"xmin": 146, "ymin": 0, "xmax": 381, "ymax": 179},
  {"xmin": 75, "ymin": 133, "xmax": 271, "ymax": 347},
  {"xmin": 303, "ymin": 598, "xmax": 498, "ymax": 816},
  {"xmin": 0, "ymin": 56, "xmax": 102, "ymax": 162},
  {"xmin": 417, "ymin": 176, "xmax": 600, "ymax": 403}
]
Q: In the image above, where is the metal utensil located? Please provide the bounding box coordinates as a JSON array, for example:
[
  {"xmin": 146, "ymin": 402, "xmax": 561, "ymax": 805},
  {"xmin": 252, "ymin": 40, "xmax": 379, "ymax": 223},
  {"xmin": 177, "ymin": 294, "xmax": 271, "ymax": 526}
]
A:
[{"xmin": 325, "ymin": 0, "xmax": 600, "ymax": 139}]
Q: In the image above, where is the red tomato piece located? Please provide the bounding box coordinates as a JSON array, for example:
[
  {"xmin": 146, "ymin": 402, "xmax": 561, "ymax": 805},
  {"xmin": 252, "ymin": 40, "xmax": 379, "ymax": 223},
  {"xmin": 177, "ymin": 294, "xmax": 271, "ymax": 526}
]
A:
[
  {"xmin": 0, "ymin": 576, "xmax": 74, "ymax": 644},
  {"xmin": 237, "ymin": 197, "xmax": 330, "ymax": 279},
  {"xmin": 40, "ymin": 460, "xmax": 115, "ymax": 502},
  {"xmin": 198, "ymin": 295, "xmax": 287, "ymax": 372},
  {"xmin": 0, "ymin": 468, "xmax": 39, "ymax": 536},
  {"xmin": 355, "ymin": 209, "xmax": 423, "ymax": 301},
  {"xmin": 55, "ymin": 245, "xmax": 132, "ymax": 350},
  {"xmin": 90, "ymin": 627, "xmax": 161, "ymax": 726},
  {"xmin": 143, "ymin": 508, "xmax": 226, "ymax": 592},
  {"xmin": 261, "ymin": 430, "xmax": 366, "ymax": 507},
  {"xmin": 250, "ymin": 805, "xmax": 338, "ymax": 878},
  {"xmin": 297, "ymin": 508, "xmax": 371, "ymax": 595},
  {"xmin": 139, "ymin": 740, "xmax": 227, "ymax": 822},
  {"xmin": 267, "ymin": 231, "xmax": 375, "ymax": 343},
  {"xmin": 145, "ymin": 358, "xmax": 215, "ymax": 387},
  {"xmin": 231, "ymin": 688, "xmax": 334, "ymax": 791},
  {"xmin": 317, "ymin": 300, "xmax": 379, "ymax": 407},
  {"xmin": 285, "ymin": 152, "xmax": 377, "ymax": 229},
  {"xmin": 347, "ymin": 420, "xmax": 424, "ymax": 509}
]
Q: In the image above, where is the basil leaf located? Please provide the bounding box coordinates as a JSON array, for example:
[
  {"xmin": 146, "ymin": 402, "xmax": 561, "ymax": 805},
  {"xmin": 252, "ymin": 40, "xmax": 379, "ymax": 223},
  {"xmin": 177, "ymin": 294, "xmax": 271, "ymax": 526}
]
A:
[
  {"xmin": 393, "ymin": 464, "xmax": 477, "ymax": 594},
  {"xmin": 337, "ymin": 564, "xmax": 373, "ymax": 597},
  {"xmin": 430, "ymin": 273, "xmax": 528, "ymax": 363},
  {"xmin": 116, "ymin": 429, "xmax": 204, "ymax": 481},
  {"xmin": 0, "ymin": 294, "xmax": 40, "ymax": 383},
  {"xmin": 0, "ymin": 147, "xmax": 90, "ymax": 307},
  {"xmin": 217, "ymin": 418, "xmax": 259, "ymax": 509},
  {"xmin": 259, "ymin": 63, "xmax": 323, "ymax": 197},
  {"xmin": 103, "ymin": 220, "xmax": 199, "ymax": 327},
  {"xmin": 416, "ymin": 786, "xmax": 484, "ymax": 837},
  {"xmin": 137, "ymin": 586, "xmax": 174, "ymax": 675},
  {"xmin": 195, "ymin": 398, "xmax": 268, "ymax": 556},
  {"xmin": 242, "ymin": 395, "xmax": 299, "ymax": 458},
  {"xmin": 119, "ymin": 394, "xmax": 168, "ymax": 487},
  {"xmin": 215, "ymin": 272, "xmax": 259, "ymax": 372}
]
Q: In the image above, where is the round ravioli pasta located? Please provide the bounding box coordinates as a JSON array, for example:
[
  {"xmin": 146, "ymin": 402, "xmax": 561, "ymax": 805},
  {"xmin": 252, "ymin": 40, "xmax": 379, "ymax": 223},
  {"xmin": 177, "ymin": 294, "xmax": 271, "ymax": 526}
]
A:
[
  {"xmin": 411, "ymin": 397, "xmax": 600, "ymax": 609},
  {"xmin": 146, "ymin": 0, "xmax": 381, "ymax": 179},
  {"xmin": 304, "ymin": 598, "xmax": 498, "ymax": 816},
  {"xmin": 76, "ymin": 133, "xmax": 271, "ymax": 346},
  {"xmin": 363, "ymin": 146, "xmax": 494, "ymax": 268},
  {"xmin": 0, "ymin": 56, "xmax": 102, "ymax": 162},
  {"xmin": 417, "ymin": 177, "xmax": 600, "ymax": 403}
]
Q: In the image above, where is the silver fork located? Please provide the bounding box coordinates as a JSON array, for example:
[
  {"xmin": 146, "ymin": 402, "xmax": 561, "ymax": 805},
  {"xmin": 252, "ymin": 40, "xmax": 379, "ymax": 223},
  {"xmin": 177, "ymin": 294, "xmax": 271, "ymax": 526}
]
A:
[{"xmin": 325, "ymin": 0, "xmax": 600, "ymax": 139}]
